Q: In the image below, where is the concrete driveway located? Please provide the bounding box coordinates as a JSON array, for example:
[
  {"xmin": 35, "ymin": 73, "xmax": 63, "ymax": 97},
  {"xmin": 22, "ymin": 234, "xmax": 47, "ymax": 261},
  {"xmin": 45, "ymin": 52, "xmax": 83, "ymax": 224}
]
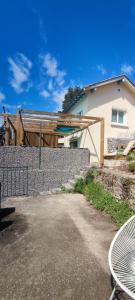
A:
[{"xmin": 0, "ymin": 193, "xmax": 116, "ymax": 300}]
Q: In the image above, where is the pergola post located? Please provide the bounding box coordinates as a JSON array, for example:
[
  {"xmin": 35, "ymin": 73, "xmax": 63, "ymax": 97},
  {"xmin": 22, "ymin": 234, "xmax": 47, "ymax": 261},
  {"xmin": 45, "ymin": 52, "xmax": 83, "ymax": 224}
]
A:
[
  {"xmin": 16, "ymin": 110, "xmax": 23, "ymax": 146},
  {"xmin": 5, "ymin": 118, "xmax": 10, "ymax": 145},
  {"xmin": 20, "ymin": 127, "xmax": 24, "ymax": 146},
  {"xmin": 7, "ymin": 117, "xmax": 17, "ymax": 146},
  {"xmin": 100, "ymin": 118, "xmax": 104, "ymax": 167}
]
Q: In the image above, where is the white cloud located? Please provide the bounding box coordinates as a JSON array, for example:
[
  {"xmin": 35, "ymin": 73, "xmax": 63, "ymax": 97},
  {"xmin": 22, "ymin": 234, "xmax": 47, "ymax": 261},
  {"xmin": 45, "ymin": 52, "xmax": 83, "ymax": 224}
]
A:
[
  {"xmin": 38, "ymin": 16, "xmax": 47, "ymax": 44},
  {"xmin": 48, "ymin": 79, "xmax": 54, "ymax": 91},
  {"xmin": 52, "ymin": 87, "xmax": 67, "ymax": 109},
  {"xmin": 8, "ymin": 52, "xmax": 32, "ymax": 93},
  {"xmin": 40, "ymin": 89, "xmax": 50, "ymax": 98},
  {"xmin": 39, "ymin": 53, "xmax": 67, "ymax": 109},
  {"xmin": 41, "ymin": 53, "xmax": 66, "ymax": 86},
  {"xmin": 32, "ymin": 8, "xmax": 47, "ymax": 44},
  {"xmin": 0, "ymin": 90, "xmax": 5, "ymax": 102},
  {"xmin": 18, "ymin": 53, "xmax": 32, "ymax": 69},
  {"xmin": 56, "ymin": 70, "xmax": 66, "ymax": 86},
  {"xmin": 42, "ymin": 53, "xmax": 58, "ymax": 77},
  {"xmin": 121, "ymin": 64, "xmax": 134, "ymax": 75},
  {"xmin": 97, "ymin": 65, "xmax": 107, "ymax": 75}
]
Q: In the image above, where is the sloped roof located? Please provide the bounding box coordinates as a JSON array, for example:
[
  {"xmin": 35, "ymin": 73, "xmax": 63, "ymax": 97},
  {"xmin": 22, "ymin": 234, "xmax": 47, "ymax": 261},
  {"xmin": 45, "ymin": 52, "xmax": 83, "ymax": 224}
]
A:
[
  {"xmin": 85, "ymin": 75, "xmax": 135, "ymax": 92},
  {"xmin": 64, "ymin": 75, "xmax": 135, "ymax": 113}
]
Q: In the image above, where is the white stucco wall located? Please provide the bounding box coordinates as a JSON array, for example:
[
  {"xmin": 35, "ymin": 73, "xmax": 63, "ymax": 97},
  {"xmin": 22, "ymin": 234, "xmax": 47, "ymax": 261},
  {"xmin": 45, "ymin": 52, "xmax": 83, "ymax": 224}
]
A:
[{"xmin": 62, "ymin": 82, "xmax": 135, "ymax": 165}]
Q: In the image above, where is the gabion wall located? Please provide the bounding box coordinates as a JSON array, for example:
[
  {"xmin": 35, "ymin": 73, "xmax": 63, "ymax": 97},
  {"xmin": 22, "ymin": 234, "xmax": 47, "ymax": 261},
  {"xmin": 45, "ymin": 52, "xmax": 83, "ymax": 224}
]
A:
[
  {"xmin": 107, "ymin": 138, "xmax": 131, "ymax": 153},
  {"xmin": 0, "ymin": 147, "xmax": 90, "ymax": 196}
]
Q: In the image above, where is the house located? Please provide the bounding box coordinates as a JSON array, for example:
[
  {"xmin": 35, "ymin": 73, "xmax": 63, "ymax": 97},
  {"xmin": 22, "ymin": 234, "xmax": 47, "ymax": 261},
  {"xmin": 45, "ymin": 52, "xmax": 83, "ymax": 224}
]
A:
[{"xmin": 61, "ymin": 75, "xmax": 135, "ymax": 165}]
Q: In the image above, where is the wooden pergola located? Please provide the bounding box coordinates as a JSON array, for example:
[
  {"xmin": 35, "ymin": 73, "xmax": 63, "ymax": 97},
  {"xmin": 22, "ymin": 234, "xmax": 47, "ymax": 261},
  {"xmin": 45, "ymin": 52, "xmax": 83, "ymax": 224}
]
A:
[{"xmin": 0, "ymin": 109, "xmax": 104, "ymax": 166}]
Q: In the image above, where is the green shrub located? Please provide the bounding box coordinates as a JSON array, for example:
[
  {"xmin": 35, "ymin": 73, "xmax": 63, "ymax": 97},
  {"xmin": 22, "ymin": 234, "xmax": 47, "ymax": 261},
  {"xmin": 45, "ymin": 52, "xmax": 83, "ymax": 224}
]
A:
[
  {"xmin": 84, "ymin": 169, "xmax": 94, "ymax": 184},
  {"xmin": 127, "ymin": 152, "xmax": 135, "ymax": 161},
  {"xmin": 74, "ymin": 178, "xmax": 85, "ymax": 194},
  {"xmin": 128, "ymin": 162, "xmax": 135, "ymax": 173}
]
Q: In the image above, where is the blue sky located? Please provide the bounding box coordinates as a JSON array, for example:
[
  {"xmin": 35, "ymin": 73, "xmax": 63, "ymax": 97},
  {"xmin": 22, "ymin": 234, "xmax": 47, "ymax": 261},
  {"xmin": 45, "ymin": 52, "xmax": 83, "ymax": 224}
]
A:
[{"xmin": 0, "ymin": 0, "xmax": 135, "ymax": 113}]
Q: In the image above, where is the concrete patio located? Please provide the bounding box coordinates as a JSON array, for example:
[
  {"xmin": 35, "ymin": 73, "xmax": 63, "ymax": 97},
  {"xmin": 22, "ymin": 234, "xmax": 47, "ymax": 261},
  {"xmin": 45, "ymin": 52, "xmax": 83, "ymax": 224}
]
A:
[{"xmin": 0, "ymin": 193, "xmax": 116, "ymax": 300}]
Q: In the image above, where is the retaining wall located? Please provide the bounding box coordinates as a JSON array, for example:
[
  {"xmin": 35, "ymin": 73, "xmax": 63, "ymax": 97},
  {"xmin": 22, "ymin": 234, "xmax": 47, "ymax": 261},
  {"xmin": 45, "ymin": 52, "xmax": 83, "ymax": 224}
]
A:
[
  {"xmin": 94, "ymin": 168, "xmax": 135, "ymax": 210},
  {"xmin": 0, "ymin": 147, "xmax": 89, "ymax": 170},
  {"xmin": 0, "ymin": 147, "xmax": 90, "ymax": 196},
  {"xmin": 107, "ymin": 138, "xmax": 131, "ymax": 153}
]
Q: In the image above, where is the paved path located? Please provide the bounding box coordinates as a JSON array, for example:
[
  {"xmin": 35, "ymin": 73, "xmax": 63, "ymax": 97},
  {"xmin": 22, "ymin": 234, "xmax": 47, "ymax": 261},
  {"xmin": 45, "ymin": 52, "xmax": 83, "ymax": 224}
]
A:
[{"xmin": 0, "ymin": 193, "xmax": 116, "ymax": 300}]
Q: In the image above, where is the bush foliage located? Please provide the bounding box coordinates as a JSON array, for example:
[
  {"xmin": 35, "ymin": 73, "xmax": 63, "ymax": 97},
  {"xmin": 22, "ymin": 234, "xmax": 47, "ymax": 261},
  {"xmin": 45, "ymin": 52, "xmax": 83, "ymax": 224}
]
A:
[
  {"xmin": 127, "ymin": 152, "xmax": 135, "ymax": 162},
  {"xmin": 74, "ymin": 169, "xmax": 134, "ymax": 227},
  {"xmin": 74, "ymin": 178, "xmax": 85, "ymax": 194},
  {"xmin": 128, "ymin": 162, "xmax": 135, "ymax": 173}
]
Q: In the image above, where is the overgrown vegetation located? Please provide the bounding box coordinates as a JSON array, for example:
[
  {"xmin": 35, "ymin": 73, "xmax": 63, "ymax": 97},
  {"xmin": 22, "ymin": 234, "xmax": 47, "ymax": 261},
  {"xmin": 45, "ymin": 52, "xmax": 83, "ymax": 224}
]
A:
[
  {"xmin": 73, "ymin": 169, "xmax": 134, "ymax": 227},
  {"xmin": 116, "ymin": 150, "xmax": 135, "ymax": 162},
  {"xmin": 127, "ymin": 151, "xmax": 135, "ymax": 161},
  {"xmin": 128, "ymin": 162, "xmax": 135, "ymax": 173},
  {"xmin": 73, "ymin": 178, "xmax": 85, "ymax": 194}
]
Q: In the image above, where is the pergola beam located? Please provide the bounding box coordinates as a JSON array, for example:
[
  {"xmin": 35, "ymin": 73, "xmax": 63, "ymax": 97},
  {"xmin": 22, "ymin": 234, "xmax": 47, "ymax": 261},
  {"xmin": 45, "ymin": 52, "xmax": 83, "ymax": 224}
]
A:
[
  {"xmin": 21, "ymin": 109, "xmax": 102, "ymax": 121},
  {"xmin": 10, "ymin": 120, "xmax": 90, "ymax": 128},
  {"xmin": 0, "ymin": 109, "xmax": 104, "ymax": 167},
  {"xmin": 20, "ymin": 115, "xmax": 91, "ymax": 124},
  {"xmin": 24, "ymin": 128, "xmax": 69, "ymax": 136}
]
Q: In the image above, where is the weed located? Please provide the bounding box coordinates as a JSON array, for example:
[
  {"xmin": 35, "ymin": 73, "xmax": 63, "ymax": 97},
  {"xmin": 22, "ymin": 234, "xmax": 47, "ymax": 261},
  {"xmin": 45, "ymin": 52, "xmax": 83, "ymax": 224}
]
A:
[{"xmin": 74, "ymin": 178, "xmax": 85, "ymax": 194}]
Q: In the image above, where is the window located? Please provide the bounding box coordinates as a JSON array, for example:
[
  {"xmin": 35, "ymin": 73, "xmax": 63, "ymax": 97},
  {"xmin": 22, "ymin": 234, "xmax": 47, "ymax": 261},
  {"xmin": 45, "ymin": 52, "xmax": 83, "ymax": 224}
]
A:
[
  {"xmin": 70, "ymin": 139, "xmax": 78, "ymax": 148},
  {"xmin": 112, "ymin": 110, "xmax": 126, "ymax": 124}
]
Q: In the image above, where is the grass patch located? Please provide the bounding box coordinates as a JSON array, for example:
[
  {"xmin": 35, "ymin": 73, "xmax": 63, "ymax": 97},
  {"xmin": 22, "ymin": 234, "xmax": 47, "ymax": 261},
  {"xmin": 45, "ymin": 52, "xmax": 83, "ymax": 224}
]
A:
[
  {"xmin": 84, "ymin": 181, "xmax": 134, "ymax": 227},
  {"xmin": 73, "ymin": 169, "xmax": 134, "ymax": 228}
]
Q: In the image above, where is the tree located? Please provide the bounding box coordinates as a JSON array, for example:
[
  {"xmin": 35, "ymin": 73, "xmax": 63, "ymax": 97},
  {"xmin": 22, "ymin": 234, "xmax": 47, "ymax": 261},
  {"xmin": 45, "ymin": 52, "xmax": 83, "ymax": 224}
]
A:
[{"xmin": 62, "ymin": 86, "xmax": 84, "ymax": 112}]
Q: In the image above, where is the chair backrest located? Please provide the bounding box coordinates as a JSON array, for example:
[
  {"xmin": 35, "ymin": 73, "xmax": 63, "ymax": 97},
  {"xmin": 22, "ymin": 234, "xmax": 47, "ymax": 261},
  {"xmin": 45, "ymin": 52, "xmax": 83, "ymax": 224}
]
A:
[{"xmin": 108, "ymin": 215, "xmax": 135, "ymax": 299}]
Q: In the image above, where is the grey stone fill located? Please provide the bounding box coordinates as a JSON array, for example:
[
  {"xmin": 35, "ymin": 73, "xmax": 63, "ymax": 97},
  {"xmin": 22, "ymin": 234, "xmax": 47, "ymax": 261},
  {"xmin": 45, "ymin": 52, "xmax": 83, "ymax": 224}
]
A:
[
  {"xmin": 107, "ymin": 138, "xmax": 132, "ymax": 153},
  {"xmin": 0, "ymin": 147, "xmax": 90, "ymax": 197}
]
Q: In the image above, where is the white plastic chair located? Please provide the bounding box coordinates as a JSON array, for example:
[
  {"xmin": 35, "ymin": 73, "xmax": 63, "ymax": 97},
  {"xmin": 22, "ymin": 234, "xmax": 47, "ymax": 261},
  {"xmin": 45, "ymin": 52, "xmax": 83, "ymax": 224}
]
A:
[{"xmin": 108, "ymin": 215, "xmax": 135, "ymax": 300}]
